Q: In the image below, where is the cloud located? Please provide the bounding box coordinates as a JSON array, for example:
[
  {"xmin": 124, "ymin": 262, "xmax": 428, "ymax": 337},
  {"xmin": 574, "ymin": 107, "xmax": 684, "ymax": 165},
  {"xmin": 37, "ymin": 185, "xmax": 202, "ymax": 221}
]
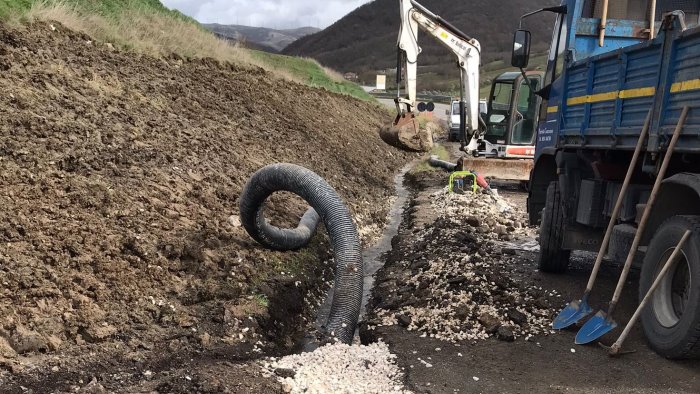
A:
[{"xmin": 161, "ymin": 0, "xmax": 371, "ymax": 29}]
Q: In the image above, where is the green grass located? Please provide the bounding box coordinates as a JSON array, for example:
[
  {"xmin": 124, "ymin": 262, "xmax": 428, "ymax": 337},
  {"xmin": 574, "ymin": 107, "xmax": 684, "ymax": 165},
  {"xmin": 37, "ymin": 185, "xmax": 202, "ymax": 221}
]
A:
[
  {"xmin": 253, "ymin": 293, "xmax": 269, "ymax": 309},
  {"xmin": 1, "ymin": 0, "xmax": 366, "ymax": 101},
  {"xmin": 0, "ymin": 0, "xmax": 187, "ymax": 20},
  {"xmin": 251, "ymin": 50, "xmax": 374, "ymax": 101},
  {"xmin": 412, "ymin": 144, "xmax": 451, "ymax": 173}
]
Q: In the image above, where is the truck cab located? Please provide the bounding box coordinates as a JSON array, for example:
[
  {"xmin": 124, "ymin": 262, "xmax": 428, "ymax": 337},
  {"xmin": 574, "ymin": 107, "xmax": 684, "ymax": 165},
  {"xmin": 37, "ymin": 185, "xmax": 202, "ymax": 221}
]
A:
[{"xmin": 515, "ymin": 0, "xmax": 700, "ymax": 358}]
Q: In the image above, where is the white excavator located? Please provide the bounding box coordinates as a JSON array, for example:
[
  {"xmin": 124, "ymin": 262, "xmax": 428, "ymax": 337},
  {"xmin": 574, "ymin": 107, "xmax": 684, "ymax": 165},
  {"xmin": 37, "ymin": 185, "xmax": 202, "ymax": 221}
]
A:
[{"xmin": 384, "ymin": 0, "xmax": 542, "ymax": 181}]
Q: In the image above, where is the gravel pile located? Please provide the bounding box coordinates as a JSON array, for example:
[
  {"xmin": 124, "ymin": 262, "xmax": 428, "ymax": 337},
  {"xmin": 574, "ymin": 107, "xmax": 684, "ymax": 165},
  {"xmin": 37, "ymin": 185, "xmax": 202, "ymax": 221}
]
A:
[
  {"xmin": 370, "ymin": 188, "xmax": 561, "ymax": 342},
  {"xmin": 263, "ymin": 342, "xmax": 411, "ymax": 393}
]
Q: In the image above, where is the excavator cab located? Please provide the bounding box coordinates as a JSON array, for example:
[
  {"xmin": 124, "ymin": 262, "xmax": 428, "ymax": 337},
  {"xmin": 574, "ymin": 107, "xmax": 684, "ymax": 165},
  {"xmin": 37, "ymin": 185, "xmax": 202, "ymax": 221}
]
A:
[
  {"xmin": 479, "ymin": 71, "xmax": 543, "ymax": 158},
  {"xmin": 459, "ymin": 71, "xmax": 543, "ymax": 182}
]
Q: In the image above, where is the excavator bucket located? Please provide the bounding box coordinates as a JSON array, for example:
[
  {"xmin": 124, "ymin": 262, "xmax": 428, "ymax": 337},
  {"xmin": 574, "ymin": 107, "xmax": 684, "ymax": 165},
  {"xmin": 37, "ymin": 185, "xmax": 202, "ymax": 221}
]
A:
[
  {"xmin": 461, "ymin": 157, "xmax": 533, "ymax": 181},
  {"xmin": 379, "ymin": 113, "xmax": 432, "ymax": 152}
]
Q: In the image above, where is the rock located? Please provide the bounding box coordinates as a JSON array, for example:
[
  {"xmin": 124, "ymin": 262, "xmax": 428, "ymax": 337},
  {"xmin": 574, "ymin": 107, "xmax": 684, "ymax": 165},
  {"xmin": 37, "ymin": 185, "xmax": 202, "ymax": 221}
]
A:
[
  {"xmin": 396, "ymin": 314, "xmax": 412, "ymax": 328},
  {"xmin": 507, "ymin": 309, "xmax": 527, "ymax": 326},
  {"xmin": 478, "ymin": 313, "xmax": 501, "ymax": 334},
  {"xmin": 78, "ymin": 377, "xmax": 108, "ymax": 394},
  {"xmin": 281, "ymin": 380, "xmax": 294, "ymax": 393},
  {"xmin": 0, "ymin": 336, "xmax": 17, "ymax": 359},
  {"xmin": 198, "ymin": 332, "xmax": 211, "ymax": 347},
  {"xmin": 274, "ymin": 368, "xmax": 296, "ymax": 379},
  {"xmin": 227, "ymin": 215, "xmax": 241, "ymax": 227},
  {"xmin": 454, "ymin": 305, "xmax": 470, "ymax": 320},
  {"xmin": 81, "ymin": 324, "xmax": 117, "ymax": 343},
  {"xmin": 465, "ymin": 216, "xmax": 480, "ymax": 227},
  {"xmin": 496, "ymin": 326, "xmax": 515, "ymax": 342},
  {"xmin": 9, "ymin": 326, "xmax": 48, "ymax": 354}
]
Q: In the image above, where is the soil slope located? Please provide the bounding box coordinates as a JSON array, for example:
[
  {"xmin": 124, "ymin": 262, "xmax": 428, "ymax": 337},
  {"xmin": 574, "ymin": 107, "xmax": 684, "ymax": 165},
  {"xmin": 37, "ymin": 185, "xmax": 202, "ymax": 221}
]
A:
[{"xmin": 0, "ymin": 21, "xmax": 411, "ymax": 386}]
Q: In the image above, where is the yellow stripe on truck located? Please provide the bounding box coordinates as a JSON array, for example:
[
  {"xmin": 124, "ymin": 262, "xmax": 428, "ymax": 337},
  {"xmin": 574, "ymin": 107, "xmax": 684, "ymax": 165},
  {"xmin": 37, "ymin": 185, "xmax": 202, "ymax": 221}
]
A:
[
  {"xmin": 671, "ymin": 78, "xmax": 700, "ymax": 93},
  {"xmin": 547, "ymin": 106, "xmax": 558, "ymax": 113},
  {"xmin": 566, "ymin": 87, "xmax": 655, "ymax": 106}
]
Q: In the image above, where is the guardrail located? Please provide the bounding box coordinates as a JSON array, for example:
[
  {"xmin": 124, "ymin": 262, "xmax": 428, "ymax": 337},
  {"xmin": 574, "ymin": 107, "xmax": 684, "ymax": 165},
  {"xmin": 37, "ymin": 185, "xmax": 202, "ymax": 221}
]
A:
[{"xmin": 369, "ymin": 91, "xmax": 453, "ymax": 104}]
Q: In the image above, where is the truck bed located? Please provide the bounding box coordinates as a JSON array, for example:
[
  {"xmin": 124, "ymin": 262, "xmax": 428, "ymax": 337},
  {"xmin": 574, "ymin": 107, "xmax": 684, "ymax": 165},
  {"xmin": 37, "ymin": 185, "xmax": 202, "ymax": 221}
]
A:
[{"xmin": 559, "ymin": 18, "xmax": 700, "ymax": 153}]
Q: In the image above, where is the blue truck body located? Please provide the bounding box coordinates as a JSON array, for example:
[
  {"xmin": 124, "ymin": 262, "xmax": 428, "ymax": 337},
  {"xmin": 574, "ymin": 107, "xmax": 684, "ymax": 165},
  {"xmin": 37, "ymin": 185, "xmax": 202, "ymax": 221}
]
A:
[
  {"xmin": 536, "ymin": 2, "xmax": 700, "ymax": 157},
  {"xmin": 525, "ymin": 0, "xmax": 700, "ymax": 359}
]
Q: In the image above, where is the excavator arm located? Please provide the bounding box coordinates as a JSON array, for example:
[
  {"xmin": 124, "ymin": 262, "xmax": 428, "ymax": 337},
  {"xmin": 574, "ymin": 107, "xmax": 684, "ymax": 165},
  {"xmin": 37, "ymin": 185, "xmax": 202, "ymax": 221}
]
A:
[{"xmin": 394, "ymin": 0, "xmax": 482, "ymax": 151}]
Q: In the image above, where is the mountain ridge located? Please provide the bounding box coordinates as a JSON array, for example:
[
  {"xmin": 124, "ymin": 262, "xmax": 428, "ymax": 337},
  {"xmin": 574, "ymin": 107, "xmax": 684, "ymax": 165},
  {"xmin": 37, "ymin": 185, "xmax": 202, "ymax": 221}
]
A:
[
  {"xmin": 283, "ymin": 0, "xmax": 559, "ymax": 87},
  {"xmin": 204, "ymin": 23, "xmax": 321, "ymax": 53}
]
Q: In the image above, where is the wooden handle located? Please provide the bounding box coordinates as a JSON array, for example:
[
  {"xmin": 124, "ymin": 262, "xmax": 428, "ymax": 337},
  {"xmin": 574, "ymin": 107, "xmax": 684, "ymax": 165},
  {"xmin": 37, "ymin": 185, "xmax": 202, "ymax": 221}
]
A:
[
  {"xmin": 611, "ymin": 230, "xmax": 692, "ymax": 354},
  {"xmin": 585, "ymin": 110, "xmax": 652, "ymax": 292},
  {"xmin": 610, "ymin": 107, "xmax": 689, "ymax": 307},
  {"xmin": 599, "ymin": 0, "xmax": 609, "ymax": 47}
]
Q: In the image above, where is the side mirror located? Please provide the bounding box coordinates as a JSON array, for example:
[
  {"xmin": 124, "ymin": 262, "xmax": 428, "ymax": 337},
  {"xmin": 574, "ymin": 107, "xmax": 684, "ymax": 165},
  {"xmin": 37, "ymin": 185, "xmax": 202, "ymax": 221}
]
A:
[
  {"xmin": 511, "ymin": 29, "xmax": 531, "ymax": 69},
  {"xmin": 445, "ymin": 109, "xmax": 450, "ymax": 116}
]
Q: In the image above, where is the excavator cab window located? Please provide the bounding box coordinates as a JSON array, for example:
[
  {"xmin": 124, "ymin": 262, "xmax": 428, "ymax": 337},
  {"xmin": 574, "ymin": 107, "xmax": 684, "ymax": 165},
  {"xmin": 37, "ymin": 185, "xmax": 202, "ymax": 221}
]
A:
[{"xmin": 485, "ymin": 81, "xmax": 514, "ymax": 143}]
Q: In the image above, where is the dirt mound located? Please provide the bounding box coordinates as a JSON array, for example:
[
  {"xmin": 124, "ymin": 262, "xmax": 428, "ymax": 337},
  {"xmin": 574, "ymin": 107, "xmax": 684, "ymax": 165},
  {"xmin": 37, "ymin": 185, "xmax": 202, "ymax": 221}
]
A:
[{"xmin": 0, "ymin": 21, "xmax": 410, "ymax": 368}]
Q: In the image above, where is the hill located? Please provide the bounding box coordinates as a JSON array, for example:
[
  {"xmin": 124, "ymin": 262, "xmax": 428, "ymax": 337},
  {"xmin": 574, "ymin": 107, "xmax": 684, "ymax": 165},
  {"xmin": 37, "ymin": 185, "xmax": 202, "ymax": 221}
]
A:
[
  {"xmin": 204, "ymin": 24, "xmax": 320, "ymax": 53},
  {"xmin": 0, "ymin": 0, "xmax": 369, "ymax": 100},
  {"xmin": 0, "ymin": 15, "xmax": 411, "ymax": 394},
  {"xmin": 283, "ymin": 0, "xmax": 559, "ymax": 89}
]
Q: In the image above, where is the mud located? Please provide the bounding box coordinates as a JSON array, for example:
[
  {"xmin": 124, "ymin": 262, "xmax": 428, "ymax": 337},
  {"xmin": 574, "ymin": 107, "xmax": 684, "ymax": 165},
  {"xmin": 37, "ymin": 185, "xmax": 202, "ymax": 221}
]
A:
[
  {"xmin": 0, "ymin": 22, "xmax": 413, "ymax": 392},
  {"xmin": 362, "ymin": 154, "xmax": 700, "ymax": 393}
]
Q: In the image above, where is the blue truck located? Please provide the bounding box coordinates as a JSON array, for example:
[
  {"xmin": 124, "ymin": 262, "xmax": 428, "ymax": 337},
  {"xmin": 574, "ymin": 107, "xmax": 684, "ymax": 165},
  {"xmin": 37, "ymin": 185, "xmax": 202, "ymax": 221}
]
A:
[{"xmin": 512, "ymin": 0, "xmax": 700, "ymax": 358}]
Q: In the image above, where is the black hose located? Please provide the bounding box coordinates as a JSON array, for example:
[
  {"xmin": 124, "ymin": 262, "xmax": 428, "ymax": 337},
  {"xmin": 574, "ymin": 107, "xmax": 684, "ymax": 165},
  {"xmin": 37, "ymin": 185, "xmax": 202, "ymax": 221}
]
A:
[
  {"xmin": 428, "ymin": 155, "xmax": 459, "ymax": 171},
  {"xmin": 239, "ymin": 163, "xmax": 363, "ymax": 344}
]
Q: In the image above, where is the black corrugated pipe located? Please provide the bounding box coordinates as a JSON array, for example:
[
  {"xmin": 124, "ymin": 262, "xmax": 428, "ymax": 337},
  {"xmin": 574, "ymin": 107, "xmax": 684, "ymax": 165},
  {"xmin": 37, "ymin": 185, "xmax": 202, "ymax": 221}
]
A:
[
  {"xmin": 239, "ymin": 163, "xmax": 363, "ymax": 344},
  {"xmin": 428, "ymin": 155, "xmax": 459, "ymax": 171}
]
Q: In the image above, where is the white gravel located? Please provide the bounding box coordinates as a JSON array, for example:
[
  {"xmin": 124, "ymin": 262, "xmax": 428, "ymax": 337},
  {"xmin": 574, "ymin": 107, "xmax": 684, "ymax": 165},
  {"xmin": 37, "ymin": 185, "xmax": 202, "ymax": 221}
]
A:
[
  {"xmin": 371, "ymin": 187, "xmax": 559, "ymax": 342},
  {"xmin": 263, "ymin": 342, "xmax": 411, "ymax": 393}
]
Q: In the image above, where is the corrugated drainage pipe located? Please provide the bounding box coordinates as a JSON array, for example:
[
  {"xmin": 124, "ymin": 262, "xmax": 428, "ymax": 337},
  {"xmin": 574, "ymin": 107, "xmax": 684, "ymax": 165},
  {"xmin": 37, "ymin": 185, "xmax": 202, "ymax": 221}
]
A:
[
  {"xmin": 239, "ymin": 163, "xmax": 363, "ymax": 344},
  {"xmin": 428, "ymin": 155, "xmax": 459, "ymax": 171}
]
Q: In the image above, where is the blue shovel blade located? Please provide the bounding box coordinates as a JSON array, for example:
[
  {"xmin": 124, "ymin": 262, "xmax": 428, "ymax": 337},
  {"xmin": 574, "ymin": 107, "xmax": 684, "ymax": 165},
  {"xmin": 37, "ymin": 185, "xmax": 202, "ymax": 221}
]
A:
[
  {"xmin": 552, "ymin": 298, "xmax": 593, "ymax": 329},
  {"xmin": 575, "ymin": 311, "xmax": 618, "ymax": 345}
]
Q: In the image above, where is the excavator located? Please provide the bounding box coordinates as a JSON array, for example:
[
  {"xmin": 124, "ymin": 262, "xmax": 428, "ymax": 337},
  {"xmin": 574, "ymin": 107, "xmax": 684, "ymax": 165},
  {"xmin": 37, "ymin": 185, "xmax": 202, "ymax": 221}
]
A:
[{"xmin": 382, "ymin": 0, "xmax": 542, "ymax": 181}]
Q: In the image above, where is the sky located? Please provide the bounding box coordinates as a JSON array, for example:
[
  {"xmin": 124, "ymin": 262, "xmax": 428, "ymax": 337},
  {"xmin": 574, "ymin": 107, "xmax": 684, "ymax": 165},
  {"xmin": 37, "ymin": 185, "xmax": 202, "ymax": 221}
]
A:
[{"xmin": 161, "ymin": 0, "xmax": 372, "ymax": 29}]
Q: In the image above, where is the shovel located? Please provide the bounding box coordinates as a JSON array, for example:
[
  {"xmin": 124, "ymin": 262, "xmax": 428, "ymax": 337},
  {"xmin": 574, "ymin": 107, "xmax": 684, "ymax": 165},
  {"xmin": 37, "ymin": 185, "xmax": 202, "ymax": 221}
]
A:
[
  {"xmin": 552, "ymin": 111, "xmax": 652, "ymax": 330},
  {"xmin": 608, "ymin": 230, "xmax": 692, "ymax": 356},
  {"xmin": 576, "ymin": 106, "xmax": 689, "ymax": 344}
]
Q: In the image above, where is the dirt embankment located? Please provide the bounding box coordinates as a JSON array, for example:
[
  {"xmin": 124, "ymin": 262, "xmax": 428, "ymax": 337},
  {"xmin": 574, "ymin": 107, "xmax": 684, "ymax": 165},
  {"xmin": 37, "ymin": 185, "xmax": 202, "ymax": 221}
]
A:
[{"xmin": 0, "ymin": 21, "xmax": 411, "ymax": 389}]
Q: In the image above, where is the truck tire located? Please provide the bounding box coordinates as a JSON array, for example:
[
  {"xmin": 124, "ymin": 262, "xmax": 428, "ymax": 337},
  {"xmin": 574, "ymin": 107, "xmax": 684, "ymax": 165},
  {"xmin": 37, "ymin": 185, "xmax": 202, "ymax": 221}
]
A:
[
  {"xmin": 538, "ymin": 181, "xmax": 571, "ymax": 273},
  {"xmin": 640, "ymin": 215, "xmax": 700, "ymax": 359}
]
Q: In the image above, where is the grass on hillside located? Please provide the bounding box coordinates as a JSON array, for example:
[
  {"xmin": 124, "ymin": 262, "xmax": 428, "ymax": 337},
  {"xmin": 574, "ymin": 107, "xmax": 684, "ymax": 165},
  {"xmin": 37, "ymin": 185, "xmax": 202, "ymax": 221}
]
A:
[
  {"xmin": 252, "ymin": 50, "xmax": 373, "ymax": 101},
  {"xmin": 0, "ymin": 0, "xmax": 372, "ymax": 101}
]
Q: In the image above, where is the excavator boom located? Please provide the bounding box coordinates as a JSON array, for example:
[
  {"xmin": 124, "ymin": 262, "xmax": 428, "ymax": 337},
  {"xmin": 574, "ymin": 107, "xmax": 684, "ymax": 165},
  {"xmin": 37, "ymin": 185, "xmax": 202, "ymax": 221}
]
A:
[{"xmin": 381, "ymin": 0, "xmax": 481, "ymax": 152}]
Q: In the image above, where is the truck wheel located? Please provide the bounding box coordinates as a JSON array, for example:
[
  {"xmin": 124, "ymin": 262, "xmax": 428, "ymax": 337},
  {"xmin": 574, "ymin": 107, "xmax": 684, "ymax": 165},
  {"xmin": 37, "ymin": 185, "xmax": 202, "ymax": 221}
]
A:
[
  {"xmin": 538, "ymin": 181, "xmax": 571, "ymax": 273},
  {"xmin": 640, "ymin": 215, "xmax": 700, "ymax": 359}
]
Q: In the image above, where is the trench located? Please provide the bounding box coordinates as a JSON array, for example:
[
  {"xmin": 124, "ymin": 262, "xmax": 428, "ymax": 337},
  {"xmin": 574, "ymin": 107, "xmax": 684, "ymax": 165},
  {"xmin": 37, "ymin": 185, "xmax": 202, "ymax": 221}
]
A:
[{"xmin": 305, "ymin": 162, "xmax": 414, "ymax": 346}]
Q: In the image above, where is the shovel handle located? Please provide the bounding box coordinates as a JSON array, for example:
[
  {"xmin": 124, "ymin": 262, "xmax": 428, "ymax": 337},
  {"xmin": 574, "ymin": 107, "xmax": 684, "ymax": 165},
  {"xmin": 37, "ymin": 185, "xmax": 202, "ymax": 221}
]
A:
[
  {"xmin": 609, "ymin": 107, "xmax": 689, "ymax": 311},
  {"xmin": 599, "ymin": 0, "xmax": 609, "ymax": 47},
  {"xmin": 610, "ymin": 230, "xmax": 692, "ymax": 354},
  {"xmin": 585, "ymin": 110, "xmax": 652, "ymax": 293}
]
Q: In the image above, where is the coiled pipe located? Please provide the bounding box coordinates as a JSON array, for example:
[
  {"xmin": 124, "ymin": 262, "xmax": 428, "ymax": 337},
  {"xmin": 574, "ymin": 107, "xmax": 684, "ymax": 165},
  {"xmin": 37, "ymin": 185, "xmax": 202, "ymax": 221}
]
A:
[{"xmin": 239, "ymin": 163, "xmax": 363, "ymax": 344}]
